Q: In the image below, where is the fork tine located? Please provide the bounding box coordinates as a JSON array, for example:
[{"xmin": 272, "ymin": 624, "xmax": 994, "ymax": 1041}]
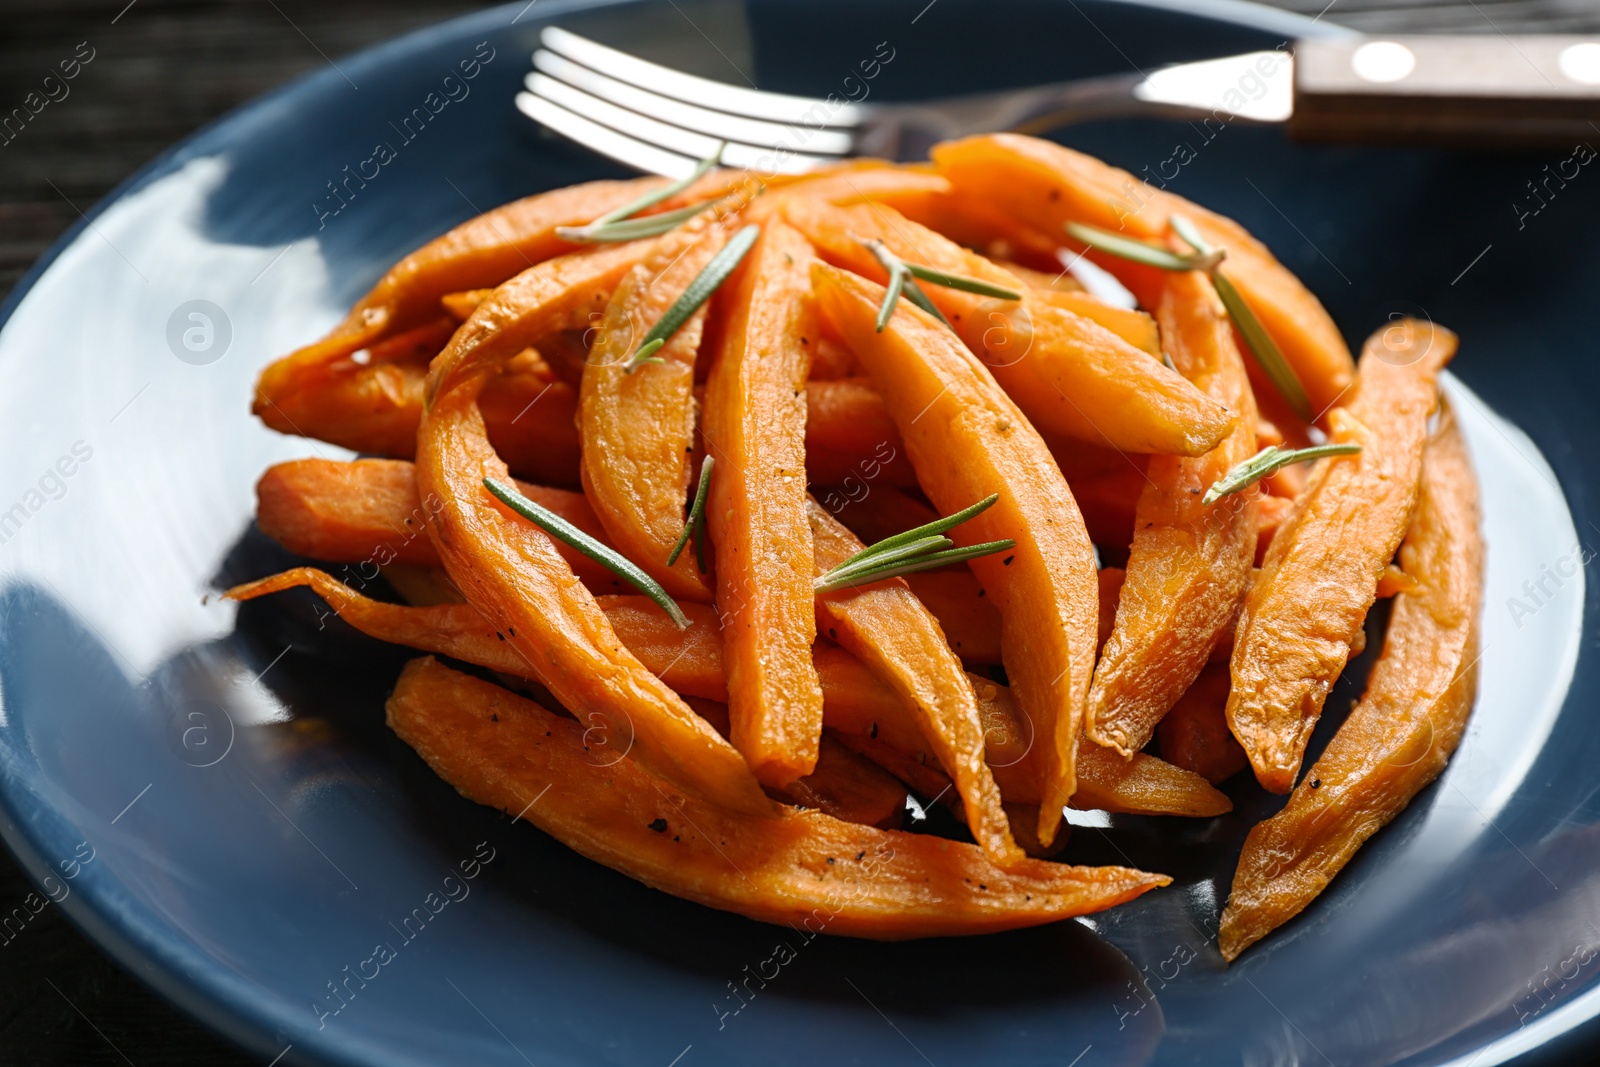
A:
[
  {"xmin": 532, "ymin": 50, "xmax": 856, "ymax": 157},
  {"xmin": 515, "ymin": 91, "xmax": 700, "ymax": 177},
  {"xmin": 541, "ymin": 26, "xmax": 866, "ymax": 128},
  {"xmin": 527, "ymin": 74, "xmax": 831, "ymax": 174}
]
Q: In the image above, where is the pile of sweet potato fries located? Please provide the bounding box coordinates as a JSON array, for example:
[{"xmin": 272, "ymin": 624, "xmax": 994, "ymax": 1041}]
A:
[{"xmin": 231, "ymin": 134, "xmax": 1482, "ymax": 955}]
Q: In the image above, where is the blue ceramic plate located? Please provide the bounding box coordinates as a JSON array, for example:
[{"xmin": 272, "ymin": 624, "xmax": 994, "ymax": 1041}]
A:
[{"xmin": 1, "ymin": 1, "xmax": 1597, "ymax": 1064}]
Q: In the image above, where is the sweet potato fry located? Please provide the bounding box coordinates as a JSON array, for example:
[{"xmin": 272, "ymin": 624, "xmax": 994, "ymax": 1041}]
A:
[
  {"xmin": 703, "ymin": 220, "xmax": 826, "ymax": 786},
  {"xmin": 683, "ymin": 698, "xmax": 905, "ymax": 828},
  {"xmin": 813, "ymin": 264, "xmax": 1099, "ymax": 846},
  {"xmin": 387, "ymin": 656, "xmax": 1170, "ymax": 938},
  {"xmin": 1254, "ymin": 491, "xmax": 1295, "ymax": 564},
  {"xmin": 808, "ymin": 498, "xmax": 1020, "ymax": 865},
  {"xmin": 255, "ymin": 178, "xmax": 675, "ymax": 414},
  {"xmin": 254, "ymin": 458, "xmax": 630, "ymax": 592},
  {"xmin": 1029, "ymin": 288, "xmax": 1161, "ymax": 355},
  {"xmin": 1155, "ymin": 663, "xmax": 1247, "ymax": 784},
  {"xmin": 579, "ymin": 217, "xmax": 738, "ymax": 601},
  {"xmin": 1220, "ymin": 406, "xmax": 1482, "ymax": 959},
  {"xmin": 742, "ymin": 165, "xmax": 953, "ymax": 225},
  {"xmin": 776, "ymin": 734, "xmax": 909, "ymax": 829},
  {"xmin": 228, "ymin": 568, "xmax": 1228, "ymax": 819},
  {"xmin": 416, "ymin": 244, "xmax": 769, "ymax": 815},
  {"xmin": 930, "ymin": 133, "xmax": 1356, "ymax": 416},
  {"xmin": 1227, "ymin": 320, "xmax": 1456, "ymax": 792},
  {"xmin": 903, "ymin": 571, "xmax": 1003, "ymax": 665},
  {"xmin": 803, "ymin": 377, "xmax": 914, "ymax": 487},
  {"xmin": 785, "ymin": 197, "xmax": 1237, "ymax": 457},
  {"xmin": 1088, "ymin": 271, "xmax": 1259, "ymax": 757}
]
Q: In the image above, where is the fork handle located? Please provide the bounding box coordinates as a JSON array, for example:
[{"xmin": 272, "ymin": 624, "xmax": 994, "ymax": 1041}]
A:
[{"xmin": 1289, "ymin": 35, "xmax": 1600, "ymax": 146}]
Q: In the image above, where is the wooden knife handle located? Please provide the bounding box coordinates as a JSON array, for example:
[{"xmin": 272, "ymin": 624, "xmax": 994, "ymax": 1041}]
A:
[{"xmin": 1289, "ymin": 35, "xmax": 1600, "ymax": 147}]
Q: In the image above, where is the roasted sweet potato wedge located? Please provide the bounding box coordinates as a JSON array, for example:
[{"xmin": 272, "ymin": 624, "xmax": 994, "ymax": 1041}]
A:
[
  {"xmin": 1226, "ymin": 320, "xmax": 1455, "ymax": 792},
  {"xmin": 1220, "ymin": 405, "xmax": 1482, "ymax": 959},
  {"xmin": 813, "ymin": 263, "xmax": 1099, "ymax": 846},
  {"xmin": 254, "ymin": 178, "xmax": 670, "ymax": 413},
  {"xmin": 254, "ymin": 458, "xmax": 630, "ymax": 593},
  {"xmin": 1155, "ymin": 663, "xmax": 1248, "ymax": 785},
  {"xmin": 1088, "ymin": 270, "xmax": 1259, "ymax": 757},
  {"xmin": 703, "ymin": 220, "xmax": 826, "ymax": 786},
  {"xmin": 388, "ymin": 656, "xmax": 1170, "ymax": 938},
  {"xmin": 808, "ymin": 499, "xmax": 1020, "ymax": 865},
  {"xmin": 579, "ymin": 216, "xmax": 737, "ymax": 601}
]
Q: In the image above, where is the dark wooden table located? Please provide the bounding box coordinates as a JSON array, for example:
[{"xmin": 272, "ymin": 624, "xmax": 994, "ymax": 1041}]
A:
[{"xmin": 2, "ymin": 1, "xmax": 1598, "ymax": 1063}]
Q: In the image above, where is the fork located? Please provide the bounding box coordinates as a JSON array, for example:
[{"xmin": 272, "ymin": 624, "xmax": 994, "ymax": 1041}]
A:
[{"xmin": 517, "ymin": 26, "xmax": 1600, "ymax": 176}]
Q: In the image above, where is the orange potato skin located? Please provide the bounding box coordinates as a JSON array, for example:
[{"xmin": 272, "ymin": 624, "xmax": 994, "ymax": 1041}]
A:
[
  {"xmin": 930, "ymin": 133, "xmax": 1356, "ymax": 417},
  {"xmin": 814, "ymin": 264, "xmax": 1099, "ymax": 846},
  {"xmin": 784, "ymin": 197, "xmax": 1236, "ymax": 457},
  {"xmin": 1155, "ymin": 663, "xmax": 1248, "ymax": 785},
  {"xmin": 387, "ymin": 656, "xmax": 1170, "ymax": 939},
  {"xmin": 808, "ymin": 499, "xmax": 1020, "ymax": 865},
  {"xmin": 703, "ymin": 220, "xmax": 826, "ymax": 787},
  {"xmin": 1227, "ymin": 320, "xmax": 1456, "ymax": 793},
  {"xmin": 415, "ymin": 244, "xmax": 770, "ymax": 816},
  {"xmin": 1087, "ymin": 270, "xmax": 1259, "ymax": 757},
  {"xmin": 1220, "ymin": 406, "xmax": 1482, "ymax": 959},
  {"xmin": 579, "ymin": 219, "xmax": 732, "ymax": 602}
]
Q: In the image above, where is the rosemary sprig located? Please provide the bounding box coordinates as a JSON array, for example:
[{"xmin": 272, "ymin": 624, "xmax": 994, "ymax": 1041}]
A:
[
  {"xmin": 1065, "ymin": 222, "xmax": 1224, "ymax": 273},
  {"xmin": 555, "ymin": 143, "xmax": 724, "ymax": 243},
  {"xmin": 1169, "ymin": 214, "xmax": 1312, "ymax": 422},
  {"xmin": 667, "ymin": 455, "xmax": 714, "ymax": 571},
  {"xmin": 860, "ymin": 239, "xmax": 1022, "ymax": 332},
  {"xmin": 556, "ymin": 201, "xmax": 724, "ymax": 245},
  {"xmin": 812, "ymin": 493, "xmax": 1014, "ymax": 593},
  {"xmin": 1201, "ymin": 443, "xmax": 1361, "ymax": 505},
  {"xmin": 626, "ymin": 224, "xmax": 761, "ymax": 372},
  {"xmin": 1065, "ymin": 215, "xmax": 1314, "ymax": 422},
  {"xmin": 484, "ymin": 477, "xmax": 689, "ymax": 629},
  {"xmin": 815, "ymin": 541, "xmax": 1016, "ymax": 594}
]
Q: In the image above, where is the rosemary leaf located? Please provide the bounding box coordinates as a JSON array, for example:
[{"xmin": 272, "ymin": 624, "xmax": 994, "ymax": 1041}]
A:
[
  {"xmin": 812, "ymin": 493, "xmax": 1004, "ymax": 593},
  {"xmin": 813, "ymin": 540, "xmax": 1015, "ymax": 593},
  {"xmin": 852, "ymin": 493, "xmax": 999, "ymax": 564},
  {"xmin": 902, "ymin": 262, "xmax": 1022, "ymax": 301},
  {"xmin": 821, "ymin": 535, "xmax": 954, "ymax": 583},
  {"xmin": 1167, "ymin": 213, "xmax": 1312, "ymax": 421},
  {"xmin": 484, "ymin": 477, "xmax": 689, "ymax": 629},
  {"xmin": 595, "ymin": 143, "xmax": 723, "ymax": 227},
  {"xmin": 901, "ymin": 278, "xmax": 953, "ymax": 328},
  {"xmin": 667, "ymin": 455, "xmax": 714, "ymax": 568},
  {"xmin": 556, "ymin": 201, "xmax": 721, "ymax": 245},
  {"xmin": 862, "ymin": 238, "xmax": 1006, "ymax": 331},
  {"xmin": 1201, "ymin": 443, "xmax": 1361, "ymax": 505},
  {"xmin": 875, "ymin": 254, "xmax": 907, "ymax": 332},
  {"xmin": 1212, "ymin": 269, "xmax": 1312, "ymax": 422},
  {"xmin": 1065, "ymin": 222, "xmax": 1223, "ymax": 273},
  {"xmin": 626, "ymin": 224, "xmax": 761, "ymax": 372}
]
